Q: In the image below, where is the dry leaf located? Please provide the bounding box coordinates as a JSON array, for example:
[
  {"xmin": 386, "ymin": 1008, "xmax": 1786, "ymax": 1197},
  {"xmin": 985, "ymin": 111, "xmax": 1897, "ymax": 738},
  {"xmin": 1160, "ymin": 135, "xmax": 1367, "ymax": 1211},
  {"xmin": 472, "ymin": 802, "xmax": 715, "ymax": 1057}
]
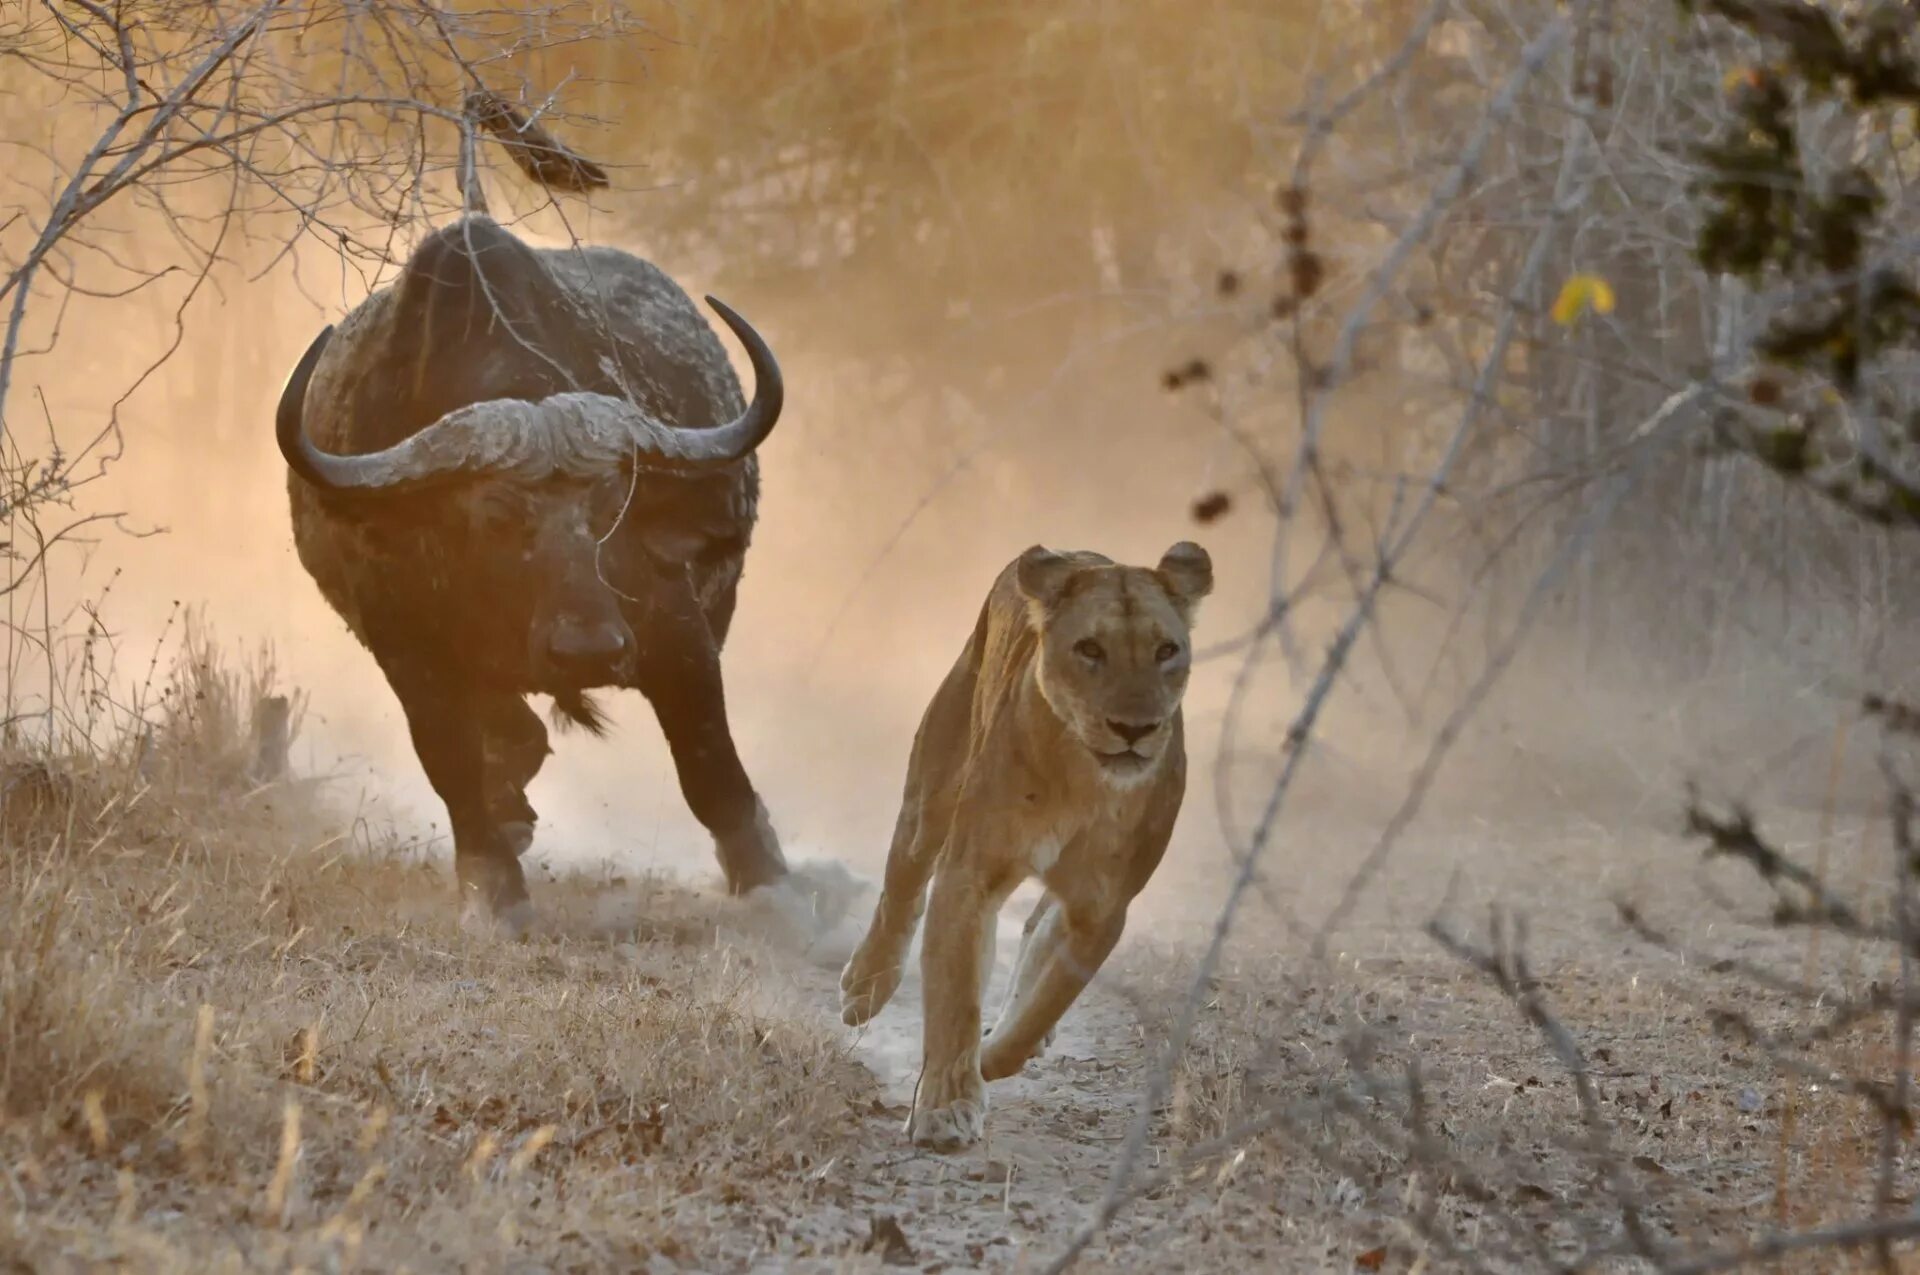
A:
[
  {"xmin": 463, "ymin": 90, "xmax": 609, "ymax": 193},
  {"xmin": 866, "ymin": 1215, "xmax": 915, "ymax": 1265},
  {"xmin": 1192, "ymin": 491, "xmax": 1232, "ymax": 524}
]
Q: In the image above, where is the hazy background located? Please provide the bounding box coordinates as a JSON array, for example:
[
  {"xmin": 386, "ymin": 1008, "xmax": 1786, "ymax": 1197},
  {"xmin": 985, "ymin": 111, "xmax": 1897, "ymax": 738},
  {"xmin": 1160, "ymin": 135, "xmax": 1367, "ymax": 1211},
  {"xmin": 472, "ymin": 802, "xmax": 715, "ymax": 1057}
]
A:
[{"xmin": 7, "ymin": 0, "xmax": 1910, "ymax": 929}]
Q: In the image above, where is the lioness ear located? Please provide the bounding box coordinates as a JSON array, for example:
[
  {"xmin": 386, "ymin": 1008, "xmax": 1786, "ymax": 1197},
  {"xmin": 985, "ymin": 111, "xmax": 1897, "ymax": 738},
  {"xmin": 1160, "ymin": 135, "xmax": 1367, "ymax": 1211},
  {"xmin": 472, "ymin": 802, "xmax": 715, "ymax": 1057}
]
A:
[
  {"xmin": 1155, "ymin": 541, "xmax": 1213, "ymax": 617},
  {"xmin": 1015, "ymin": 544, "xmax": 1076, "ymax": 609}
]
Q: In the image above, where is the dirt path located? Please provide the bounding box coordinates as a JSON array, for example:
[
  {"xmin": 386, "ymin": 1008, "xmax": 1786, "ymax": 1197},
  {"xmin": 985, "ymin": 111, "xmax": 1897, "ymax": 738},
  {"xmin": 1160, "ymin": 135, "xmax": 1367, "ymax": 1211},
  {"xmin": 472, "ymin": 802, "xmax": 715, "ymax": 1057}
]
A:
[{"xmin": 749, "ymin": 872, "xmax": 1161, "ymax": 1273}]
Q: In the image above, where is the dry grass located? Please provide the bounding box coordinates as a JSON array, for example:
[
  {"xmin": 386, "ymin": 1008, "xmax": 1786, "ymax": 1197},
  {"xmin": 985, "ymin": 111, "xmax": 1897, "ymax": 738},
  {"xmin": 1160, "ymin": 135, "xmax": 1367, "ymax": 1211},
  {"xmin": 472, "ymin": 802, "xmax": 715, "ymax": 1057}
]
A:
[
  {"xmin": 7, "ymin": 643, "xmax": 1920, "ymax": 1273},
  {"xmin": 0, "ymin": 641, "xmax": 878, "ymax": 1272},
  {"xmin": 8, "ymin": 2, "xmax": 1920, "ymax": 1270},
  {"xmin": 1104, "ymin": 797, "xmax": 1920, "ymax": 1273}
]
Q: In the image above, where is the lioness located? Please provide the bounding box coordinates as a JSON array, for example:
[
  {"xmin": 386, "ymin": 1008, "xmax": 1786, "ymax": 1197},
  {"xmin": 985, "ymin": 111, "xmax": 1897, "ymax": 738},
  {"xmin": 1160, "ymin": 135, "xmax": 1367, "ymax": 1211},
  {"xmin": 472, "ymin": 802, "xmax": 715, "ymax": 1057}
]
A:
[{"xmin": 840, "ymin": 540, "xmax": 1212, "ymax": 1149}]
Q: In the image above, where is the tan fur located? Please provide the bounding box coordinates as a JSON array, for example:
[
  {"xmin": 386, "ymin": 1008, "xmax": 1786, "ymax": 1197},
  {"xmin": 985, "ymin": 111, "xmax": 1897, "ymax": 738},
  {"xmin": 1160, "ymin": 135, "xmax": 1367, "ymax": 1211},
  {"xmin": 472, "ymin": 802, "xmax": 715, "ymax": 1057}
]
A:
[{"xmin": 840, "ymin": 540, "xmax": 1213, "ymax": 1150}]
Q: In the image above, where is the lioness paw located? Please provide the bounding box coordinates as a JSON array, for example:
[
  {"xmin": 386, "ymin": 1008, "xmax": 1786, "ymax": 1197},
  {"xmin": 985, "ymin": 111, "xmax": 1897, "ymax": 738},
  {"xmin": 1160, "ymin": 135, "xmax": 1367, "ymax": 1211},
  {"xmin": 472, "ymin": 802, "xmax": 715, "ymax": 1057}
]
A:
[
  {"xmin": 906, "ymin": 1098, "xmax": 986, "ymax": 1151},
  {"xmin": 980, "ymin": 1034, "xmax": 1050, "ymax": 1081},
  {"xmin": 839, "ymin": 951, "xmax": 904, "ymax": 1026},
  {"xmin": 982, "ymin": 1021, "xmax": 1056, "ymax": 1048},
  {"xmin": 979, "ymin": 1020, "xmax": 1056, "ymax": 1079}
]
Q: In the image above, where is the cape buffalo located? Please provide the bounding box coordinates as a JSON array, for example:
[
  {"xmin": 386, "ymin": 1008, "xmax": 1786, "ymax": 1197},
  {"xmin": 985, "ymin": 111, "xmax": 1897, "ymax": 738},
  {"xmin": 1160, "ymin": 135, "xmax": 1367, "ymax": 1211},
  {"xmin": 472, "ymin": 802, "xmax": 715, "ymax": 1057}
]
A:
[{"xmin": 274, "ymin": 99, "xmax": 789, "ymax": 934}]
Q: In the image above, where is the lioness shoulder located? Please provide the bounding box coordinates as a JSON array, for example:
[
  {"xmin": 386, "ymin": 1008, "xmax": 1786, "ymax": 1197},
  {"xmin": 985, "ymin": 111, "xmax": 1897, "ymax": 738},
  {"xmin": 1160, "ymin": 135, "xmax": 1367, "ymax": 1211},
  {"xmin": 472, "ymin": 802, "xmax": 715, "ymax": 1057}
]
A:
[{"xmin": 841, "ymin": 540, "xmax": 1212, "ymax": 1150}]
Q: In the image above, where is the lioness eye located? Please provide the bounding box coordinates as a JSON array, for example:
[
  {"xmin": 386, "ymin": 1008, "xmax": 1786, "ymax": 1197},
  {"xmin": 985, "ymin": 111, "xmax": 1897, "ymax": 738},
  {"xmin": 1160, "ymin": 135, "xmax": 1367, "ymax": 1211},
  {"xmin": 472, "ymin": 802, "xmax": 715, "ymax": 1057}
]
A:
[
  {"xmin": 1156, "ymin": 642, "xmax": 1181, "ymax": 663},
  {"xmin": 1074, "ymin": 639, "xmax": 1105, "ymax": 663}
]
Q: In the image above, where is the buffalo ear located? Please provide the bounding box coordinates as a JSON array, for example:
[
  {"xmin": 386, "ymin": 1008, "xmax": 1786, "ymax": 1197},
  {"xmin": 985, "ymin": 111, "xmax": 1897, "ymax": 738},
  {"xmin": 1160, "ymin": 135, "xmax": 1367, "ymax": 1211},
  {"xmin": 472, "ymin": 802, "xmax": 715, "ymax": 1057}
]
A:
[
  {"xmin": 1155, "ymin": 541, "xmax": 1213, "ymax": 620},
  {"xmin": 1015, "ymin": 544, "xmax": 1078, "ymax": 610}
]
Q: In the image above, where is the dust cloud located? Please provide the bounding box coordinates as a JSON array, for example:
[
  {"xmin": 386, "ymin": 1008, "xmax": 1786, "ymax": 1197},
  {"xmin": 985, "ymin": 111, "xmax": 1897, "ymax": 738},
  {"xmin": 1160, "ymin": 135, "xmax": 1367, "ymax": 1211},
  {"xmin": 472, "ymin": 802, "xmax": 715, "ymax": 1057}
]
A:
[
  {"xmin": 5, "ymin": 2, "xmax": 1897, "ymax": 949},
  {"xmin": 17, "ymin": 233, "xmax": 1282, "ymax": 905},
  {"xmin": 15, "ymin": 237, "xmax": 1833, "ymax": 951}
]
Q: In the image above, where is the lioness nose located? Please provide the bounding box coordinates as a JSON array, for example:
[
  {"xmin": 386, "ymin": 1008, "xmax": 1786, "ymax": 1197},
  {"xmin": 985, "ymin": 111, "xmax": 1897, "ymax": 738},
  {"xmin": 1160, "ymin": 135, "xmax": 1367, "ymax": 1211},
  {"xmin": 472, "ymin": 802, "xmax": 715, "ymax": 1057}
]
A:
[
  {"xmin": 547, "ymin": 618, "xmax": 630, "ymax": 677},
  {"xmin": 1108, "ymin": 719, "xmax": 1159, "ymax": 746}
]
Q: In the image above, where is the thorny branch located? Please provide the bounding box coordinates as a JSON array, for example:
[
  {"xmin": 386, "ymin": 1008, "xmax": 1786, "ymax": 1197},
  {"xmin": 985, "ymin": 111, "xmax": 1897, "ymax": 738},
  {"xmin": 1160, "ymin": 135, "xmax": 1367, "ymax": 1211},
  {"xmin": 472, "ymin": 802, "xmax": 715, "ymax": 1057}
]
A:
[
  {"xmin": 1683, "ymin": 788, "xmax": 1872, "ymax": 934},
  {"xmin": 1055, "ymin": 0, "xmax": 1920, "ymax": 1269},
  {"xmin": 1616, "ymin": 717, "xmax": 1920, "ymax": 1270},
  {"xmin": 1, "ymin": 0, "xmax": 637, "ymax": 728}
]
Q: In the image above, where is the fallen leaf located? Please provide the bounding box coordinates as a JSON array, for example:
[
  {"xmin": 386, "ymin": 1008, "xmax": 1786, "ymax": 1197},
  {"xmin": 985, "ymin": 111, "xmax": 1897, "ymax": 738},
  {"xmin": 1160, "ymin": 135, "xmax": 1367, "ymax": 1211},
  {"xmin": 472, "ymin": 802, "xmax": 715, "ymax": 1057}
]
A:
[
  {"xmin": 866, "ymin": 1215, "xmax": 915, "ymax": 1266},
  {"xmin": 1192, "ymin": 491, "xmax": 1232, "ymax": 524},
  {"xmin": 1162, "ymin": 358, "xmax": 1211, "ymax": 391},
  {"xmin": 1355, "ymin": 1246, "xmax": 1388, "ymax": 1271}
]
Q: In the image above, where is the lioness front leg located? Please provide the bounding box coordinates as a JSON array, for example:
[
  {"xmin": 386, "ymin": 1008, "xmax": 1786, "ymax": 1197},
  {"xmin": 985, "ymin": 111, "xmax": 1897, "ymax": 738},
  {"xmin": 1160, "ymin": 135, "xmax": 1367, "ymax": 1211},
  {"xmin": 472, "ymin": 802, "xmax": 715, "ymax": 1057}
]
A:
[
  {"xmin": 841, "ymin": 793, "xmax": 946, "ymax": 1025},
  {"xmin": 980, "ymin": 902, "xmax": 1124, "ymax": 1082},
  {"xmin": 985, "ymin": 892, "xmax": 1062, "ymax": 1059},
  {"xmin": 843, "ymin": 660, "xmax": 972, "ymax": 1026},
  {"xmin": 907, "ymin": 856, "xmax": 995, "ymax": 1150}
]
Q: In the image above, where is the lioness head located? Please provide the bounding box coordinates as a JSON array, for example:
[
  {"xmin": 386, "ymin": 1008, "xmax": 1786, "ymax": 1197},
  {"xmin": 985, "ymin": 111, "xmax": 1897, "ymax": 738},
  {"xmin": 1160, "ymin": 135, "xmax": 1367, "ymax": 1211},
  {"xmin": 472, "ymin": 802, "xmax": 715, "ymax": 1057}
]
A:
[{"xmin": 1016, "ymin": 540, "xmax": 1213, "ymax": 785}]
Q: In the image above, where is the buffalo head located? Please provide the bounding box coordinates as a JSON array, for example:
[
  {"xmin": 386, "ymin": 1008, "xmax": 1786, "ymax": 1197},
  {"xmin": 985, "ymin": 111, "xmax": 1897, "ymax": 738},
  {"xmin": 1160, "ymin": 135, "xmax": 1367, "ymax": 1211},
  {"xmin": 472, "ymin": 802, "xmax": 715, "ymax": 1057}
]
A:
[{"xmin": 275, "ymin": 296, "xmax": 782, "ymax": 694}]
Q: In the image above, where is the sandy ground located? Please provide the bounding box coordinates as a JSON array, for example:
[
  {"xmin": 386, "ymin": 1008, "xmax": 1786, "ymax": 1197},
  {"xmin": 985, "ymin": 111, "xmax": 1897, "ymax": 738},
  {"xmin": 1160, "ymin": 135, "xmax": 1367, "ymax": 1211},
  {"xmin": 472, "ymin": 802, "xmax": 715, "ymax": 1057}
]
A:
[
  {"xmin": 741, "ymin": 871, "xmax": 1158, "ymax": 1273},
  {"xmin": 7, "ymin": 665, "xmax": 1912, "ymax": 1273},
  {"xmin": 711, "ymin": 771, "xmax": 1917, "ymax": 1272}
]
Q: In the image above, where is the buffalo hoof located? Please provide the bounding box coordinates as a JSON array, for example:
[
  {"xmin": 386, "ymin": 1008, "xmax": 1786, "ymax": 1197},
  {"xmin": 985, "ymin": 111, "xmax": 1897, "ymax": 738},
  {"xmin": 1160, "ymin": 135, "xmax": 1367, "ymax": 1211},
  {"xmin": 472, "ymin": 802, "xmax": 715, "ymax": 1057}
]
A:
[
  {"xmin": 461, "ymin": 897, "xmax": 536, "ymax": 941},
  {"xmin": 714, "ymin": 801, "xmax": 788, "ymax": 894},
  {"xmin": 499, "ymin": 820, "xmax": 535, "ymax": 858}
]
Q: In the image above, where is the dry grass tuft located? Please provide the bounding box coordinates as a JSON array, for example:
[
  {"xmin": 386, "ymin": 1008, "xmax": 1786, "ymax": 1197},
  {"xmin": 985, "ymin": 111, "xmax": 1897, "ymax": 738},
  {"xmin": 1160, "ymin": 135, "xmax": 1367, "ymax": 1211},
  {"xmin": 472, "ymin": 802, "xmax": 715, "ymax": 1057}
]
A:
[{"xmin": 0, "ymin": 636, "xmax": 878, "ymax": 1270}]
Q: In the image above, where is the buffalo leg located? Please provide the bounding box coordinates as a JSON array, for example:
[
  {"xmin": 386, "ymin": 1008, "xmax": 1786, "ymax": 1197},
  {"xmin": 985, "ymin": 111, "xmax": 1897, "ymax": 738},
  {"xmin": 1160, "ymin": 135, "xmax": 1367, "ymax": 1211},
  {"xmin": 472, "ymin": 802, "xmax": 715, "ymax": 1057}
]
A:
[
  {"xmin": 628, "ymin": 574, "xmax": 786, "ymax": 894},
  {"xmin": 385, "ymin": 664, "xmax": 532, "ymax": 930},
  {"xmin": 479, "ymin": 693, "xmax": 549, "ymax": 857},
  {"xmin": 704, "ymin": 568, "xmax": 742, "ymax": 649}
]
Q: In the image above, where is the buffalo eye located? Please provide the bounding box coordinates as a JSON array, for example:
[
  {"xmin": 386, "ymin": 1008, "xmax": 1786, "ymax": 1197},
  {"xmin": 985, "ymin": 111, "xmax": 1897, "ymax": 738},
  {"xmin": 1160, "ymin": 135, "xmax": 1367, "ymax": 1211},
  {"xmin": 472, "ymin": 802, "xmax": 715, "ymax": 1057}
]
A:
[
  {"xmin": 1073, "ymin": 638, "xmax": 1105, "ymax": 665},
  {"xmin": 590, "ymin": 478, "xmax": 639, "ymax": 535},
  {"xmin": 477, "ymin": 491, "xmax": 518, "ymax": 526},
  {"xmin": 474, "ymin": 492, "xmax": 534, "ymax": 546},
  {"xmin": 1156, "ymin": 641, "xmax": 1182, "ymax": 664}
]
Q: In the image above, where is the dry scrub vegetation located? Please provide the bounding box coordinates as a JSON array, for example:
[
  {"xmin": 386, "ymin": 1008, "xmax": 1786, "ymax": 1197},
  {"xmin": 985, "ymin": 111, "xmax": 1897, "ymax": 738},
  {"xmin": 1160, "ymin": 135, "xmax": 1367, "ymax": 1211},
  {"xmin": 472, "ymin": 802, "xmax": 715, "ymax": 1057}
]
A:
[
  {"xmin": 1113, "ymin": 804, "xmax": 1913, "ymax": 1271},
  {"xmin": 11, "ymin": 0, "xmax": 1920, "ymax": 1271},
  {"xmin": 1, "ymin": 637, "xmax": 886, "ymax": 1271}
]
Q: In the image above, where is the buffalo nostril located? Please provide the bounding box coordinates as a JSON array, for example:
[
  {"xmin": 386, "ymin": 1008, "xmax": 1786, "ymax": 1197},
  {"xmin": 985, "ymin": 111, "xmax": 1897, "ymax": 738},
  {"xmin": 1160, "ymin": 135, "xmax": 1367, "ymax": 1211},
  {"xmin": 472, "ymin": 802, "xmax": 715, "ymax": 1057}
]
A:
[
  {"xmin": 548, "ymin": 621, "xmax": 630, "ymax": 672},
  {"xmin": 1108, "ymin": 719, "xmax": 1158, "ymax": 746}
]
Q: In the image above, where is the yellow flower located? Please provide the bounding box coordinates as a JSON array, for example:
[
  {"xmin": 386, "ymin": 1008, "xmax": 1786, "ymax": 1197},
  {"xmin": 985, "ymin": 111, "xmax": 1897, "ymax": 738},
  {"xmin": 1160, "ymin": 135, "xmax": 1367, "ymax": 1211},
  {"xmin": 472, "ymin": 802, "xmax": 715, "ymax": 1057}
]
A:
[{"xmin": 1551, "ymin": 273, "xmax": 1617, "ymax": 326}]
